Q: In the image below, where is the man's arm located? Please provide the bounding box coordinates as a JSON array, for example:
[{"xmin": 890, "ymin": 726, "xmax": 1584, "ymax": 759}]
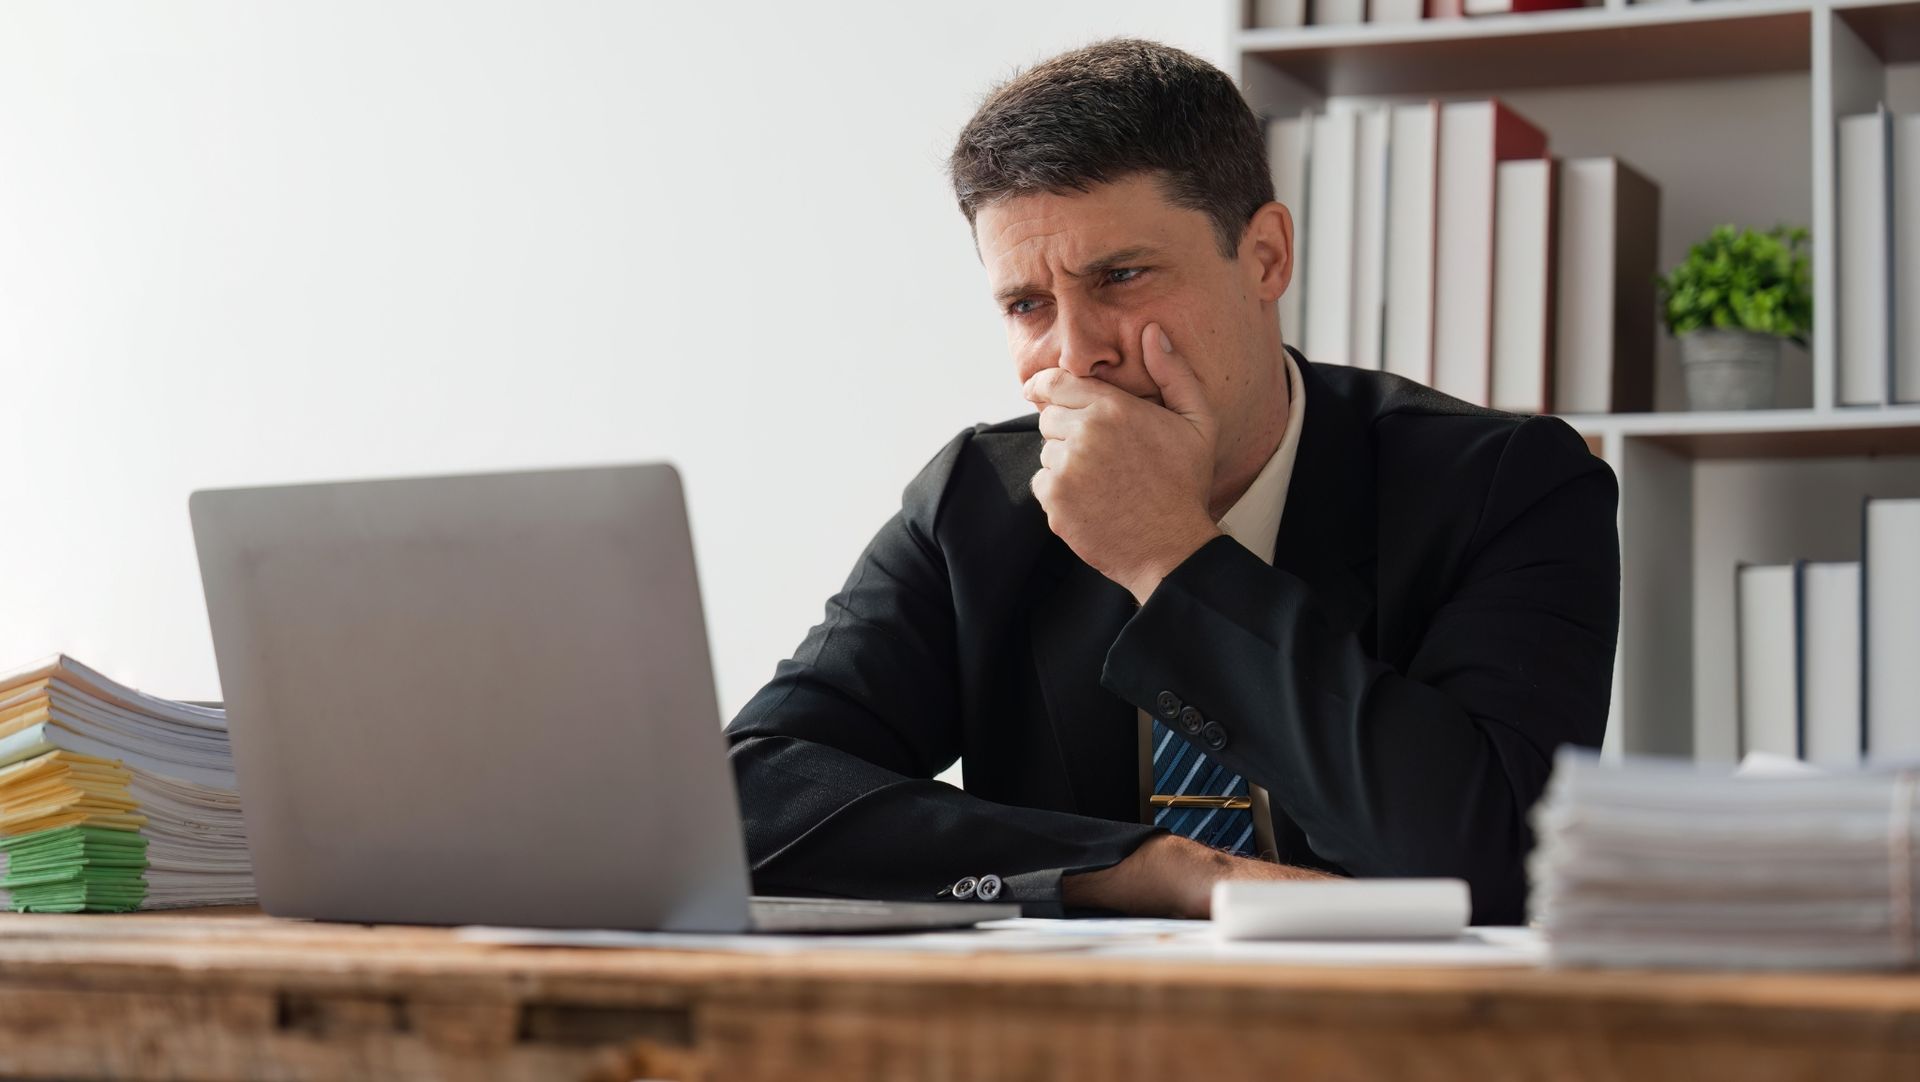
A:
[
  {"xmin": 1098, "ymin": 417, "xmax": 1620, "ymax": 924},
  {"xmin": 725, "ymin": 429, "xmax": 1160, "ymax": 916},
  {"xmin": 1061, "ymin": 832, "xmax": 1334, "ymax": 918}
]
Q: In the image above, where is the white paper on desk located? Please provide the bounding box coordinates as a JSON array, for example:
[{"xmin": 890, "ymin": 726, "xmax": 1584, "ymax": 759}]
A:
[
  {"xmin": 985, "ymin": 918, "xmax": 1541, "ymax": 967},
  {"xmin": 1093, "ymin": 926, "xmax": 1546, "ymax": 967},
  {"xmin": 457, "ymin": 918, "xmax": 1543, "ymax": 967},
  {"xmin": 452, "ymin": 924, "xmax": 1134, "ymax": 955}
]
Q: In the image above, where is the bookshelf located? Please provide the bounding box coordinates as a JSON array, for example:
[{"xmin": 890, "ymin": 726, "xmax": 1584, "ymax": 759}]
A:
[{"xmin": 1235, "ymin": 0, "xmax": 1920, "ymax": 762}]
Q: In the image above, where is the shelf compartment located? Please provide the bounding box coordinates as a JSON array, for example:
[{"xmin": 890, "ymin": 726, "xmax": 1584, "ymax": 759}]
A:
[{"xmin": 1832, "ymin": 0, "xmax": 1920, "ymax": 63}]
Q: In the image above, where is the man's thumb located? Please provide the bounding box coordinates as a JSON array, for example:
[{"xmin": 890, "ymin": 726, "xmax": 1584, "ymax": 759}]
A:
[{"xmin": 1141, "ymin": 323, "xmax": 1208, "ymax": 420}]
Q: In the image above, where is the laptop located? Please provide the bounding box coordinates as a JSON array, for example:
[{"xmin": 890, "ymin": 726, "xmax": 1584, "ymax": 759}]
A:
[{"xmin": 188, "ymin": 463, "xmax": 1018, "ymax": 933}]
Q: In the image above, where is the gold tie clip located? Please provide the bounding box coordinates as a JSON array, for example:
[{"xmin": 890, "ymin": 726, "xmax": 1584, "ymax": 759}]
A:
[{"xmin": 1150, "ymin": 794, "xmax": 1253, "ymax": 810}]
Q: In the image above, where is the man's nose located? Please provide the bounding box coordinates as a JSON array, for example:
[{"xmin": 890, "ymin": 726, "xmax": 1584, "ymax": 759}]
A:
[{"xmin": 1055, "ymin": 303, "xmax": 1122, "ymax": 379}]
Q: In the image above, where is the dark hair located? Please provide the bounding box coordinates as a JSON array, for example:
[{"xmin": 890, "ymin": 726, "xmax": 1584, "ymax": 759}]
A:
[{"xmin": 948, "ymin": 38, "xmax": 1273, "ymax": 258}]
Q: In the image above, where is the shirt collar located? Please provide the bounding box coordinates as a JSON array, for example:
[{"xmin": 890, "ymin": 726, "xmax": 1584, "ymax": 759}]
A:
[{"xmin": 1215, "ymin": 350, "xmax": 1305, "ymax": 568}]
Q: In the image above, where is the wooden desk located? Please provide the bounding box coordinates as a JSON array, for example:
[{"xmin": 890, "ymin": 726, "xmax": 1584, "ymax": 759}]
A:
[{"xmin": 0, "ymin": 908, "xmax": 1915, "ymax": 1082}]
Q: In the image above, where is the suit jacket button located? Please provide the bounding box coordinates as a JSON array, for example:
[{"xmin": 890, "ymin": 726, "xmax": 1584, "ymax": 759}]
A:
[
  {"xmin": 1201, "ymin": 721, "xmax": 1229, "ymax": 751},
  {"xmin": 950, "ymin": 876, "xmax": 978, "ymax": 900},
  {"xmin": 1179, "ymin": 706, "xmax": 1205, "ymax": 735},
  {"xmin": 1155, "ymin": 691, "xmax": 1182, "ymax": 720},
  {"xmin": 976, "ymin": 874, "xmax": 1003, "ymax": 901}
]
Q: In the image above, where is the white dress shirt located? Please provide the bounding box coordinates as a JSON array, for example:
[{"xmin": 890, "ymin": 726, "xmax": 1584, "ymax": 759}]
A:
[{"xmin": 1215, "ymin": 349, "xmax": 1306, "ymax": 566}]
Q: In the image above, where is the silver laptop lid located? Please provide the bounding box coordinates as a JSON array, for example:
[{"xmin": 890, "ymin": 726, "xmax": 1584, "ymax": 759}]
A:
[{"xmin": 190, "ymin": 463, "xmax": 754, "ymax": 931}]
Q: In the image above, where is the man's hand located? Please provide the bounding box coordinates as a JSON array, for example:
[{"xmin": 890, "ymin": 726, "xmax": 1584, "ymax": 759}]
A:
[
  {"xmin": 1061, "ymin": 834, "xmax": 1335, "ymax": 919},
  {"xmin": 1025, "ymin": 323, "xmax": 1222, "ymax": 604}
]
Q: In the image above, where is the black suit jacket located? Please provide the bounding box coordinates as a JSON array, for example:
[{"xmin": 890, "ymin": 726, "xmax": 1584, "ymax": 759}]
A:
[{"xmin": 725, "ymin": 350, "xmax": 1619, "ymax": 924}]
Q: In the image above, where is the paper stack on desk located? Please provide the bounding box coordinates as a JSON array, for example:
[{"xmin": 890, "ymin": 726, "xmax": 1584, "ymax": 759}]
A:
[
  {"xmin": 1529, "ymin": 747, "xmax": 1920, "ymax": 970},
  {"xmin": 0, "ymin": 656, "xmax": 254, "ymax": 912}
]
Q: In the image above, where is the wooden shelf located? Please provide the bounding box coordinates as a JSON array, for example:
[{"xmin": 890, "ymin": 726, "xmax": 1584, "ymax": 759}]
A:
[
  {"xmin": 1237, "ymin": 1, "xmax": 1813, "ymax": 97},
  {"xmin": 1569, "ymin": 406, "xmax": 1920, "ymax": 458}
]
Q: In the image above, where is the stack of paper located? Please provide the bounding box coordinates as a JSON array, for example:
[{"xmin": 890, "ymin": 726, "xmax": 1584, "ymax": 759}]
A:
[
  {"xmin": 1529, "ymin": 748, "xmax": 1920, "ymax": 970},
  {"xmin": 0, "ymin": 656, "xmax": 253, "ymax": 912}
]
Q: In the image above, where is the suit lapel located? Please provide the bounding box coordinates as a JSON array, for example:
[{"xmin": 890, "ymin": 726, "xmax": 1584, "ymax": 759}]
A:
[
  {"xmin": 1271, "ymin": 349, "xmax": 1377, "ymax": 638},
  {"xmin": 1028, "ymin": 538, "xmax": 1142, "ymax": 823},
  {"xmin": 1260, "ymin": 351, "xmax": 1381, "ymax": 869}
]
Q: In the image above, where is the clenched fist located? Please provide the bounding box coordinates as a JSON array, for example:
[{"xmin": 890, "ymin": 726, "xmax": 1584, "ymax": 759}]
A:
[{"xmin": 1024, "ymin": 322, "xmax": 1223, "ymax": 604}]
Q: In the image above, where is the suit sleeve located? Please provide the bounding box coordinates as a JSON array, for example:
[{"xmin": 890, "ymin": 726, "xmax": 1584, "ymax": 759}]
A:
[
  {"xmin": 1100, "ymin": 416, "xmax": 1619, "ymax": 924},
  {"xmin": 725, "ymin": 429, "xmax": 1159, "ymax": 916}
]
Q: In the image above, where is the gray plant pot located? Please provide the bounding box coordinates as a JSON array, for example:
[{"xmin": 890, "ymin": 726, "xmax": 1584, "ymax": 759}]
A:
[{"xmin": 1679, "ymin": 329, "xmax": 1782, "ymax": 411}]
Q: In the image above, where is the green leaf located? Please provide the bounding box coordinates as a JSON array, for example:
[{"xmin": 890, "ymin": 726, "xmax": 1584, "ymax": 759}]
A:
[{"xmin": 1655, "ymin": 224, "xmax": 1811, "ymax": 340}]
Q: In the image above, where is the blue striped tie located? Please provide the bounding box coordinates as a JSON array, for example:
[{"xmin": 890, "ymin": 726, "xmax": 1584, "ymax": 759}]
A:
[{"xmin": 1150, "ymin": 717, "xmax": 1256, "ymax": 856}]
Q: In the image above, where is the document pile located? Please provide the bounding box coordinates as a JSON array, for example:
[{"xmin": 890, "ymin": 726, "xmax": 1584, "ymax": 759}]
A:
[
  {"xmin": 0, "ymin": 656, "xmax": 253, "ymax": 912},
  {"xmin": 1530, "ymin": 748, "xmax": 1920, "ymax": 970}
]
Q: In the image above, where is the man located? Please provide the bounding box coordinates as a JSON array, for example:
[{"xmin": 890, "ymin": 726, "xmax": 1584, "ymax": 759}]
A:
[{"xmin": 725, "ymin": 39, "xmax": 1618, "ymax": 924}]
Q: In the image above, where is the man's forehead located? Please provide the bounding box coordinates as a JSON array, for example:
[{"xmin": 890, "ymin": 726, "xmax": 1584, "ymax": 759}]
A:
[
  {"xmin": 980, "ymin": 180, "xmax": 1172, "ymax": 252},
  {"xmin": 982, "ymin": 214, "xmax": 1141, "ymax": 271},
  {"xmin": 977, "ymin": 181, "xmax": 1191, "ymax": 291}
]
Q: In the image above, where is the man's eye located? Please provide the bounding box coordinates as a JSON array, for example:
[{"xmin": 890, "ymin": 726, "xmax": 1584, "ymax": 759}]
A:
[
  {"xmin": 1106, "ymin": 267, "xmax": 1146, "ymax": 284},
  {"xmin": 1007, "ymin": 298, "xmax": 1042, "ymax": 316}
]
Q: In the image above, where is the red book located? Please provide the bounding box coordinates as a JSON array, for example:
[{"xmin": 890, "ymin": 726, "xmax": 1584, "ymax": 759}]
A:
[
  {"xmin": 1431, "ymin": 100, "xmax": 1550, "ymax": 408},
  {"xmin": 1462, "ymin": 0, "xmax": 1584, "ymax": 13}
]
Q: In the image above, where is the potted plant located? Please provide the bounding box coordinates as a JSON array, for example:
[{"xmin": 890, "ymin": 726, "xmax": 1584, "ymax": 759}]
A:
[{"xmin": 1654, "ymin": 224, "xmax": 1812, "ymax": 411}]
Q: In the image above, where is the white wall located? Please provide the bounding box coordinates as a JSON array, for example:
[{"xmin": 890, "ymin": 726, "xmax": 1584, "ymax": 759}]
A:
[{"xmin": 0, "ymin": 1, "xmax": 1230, "ymax": 714}]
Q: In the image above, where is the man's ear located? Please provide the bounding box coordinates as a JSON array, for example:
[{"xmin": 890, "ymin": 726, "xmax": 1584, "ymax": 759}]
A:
[{"xmin": 1240, "ymin": 202, "xmax": 1293, "ymax": 304}]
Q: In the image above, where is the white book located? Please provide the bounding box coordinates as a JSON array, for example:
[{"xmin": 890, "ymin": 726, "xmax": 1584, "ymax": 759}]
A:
[
  {"xmin": 1797, "ymin": 561, "xmax": 1862, "ymax": 768},
  {"xmin": 1491, "ymin": 159, "xmax": 1555, "ymax": 414},
  {"xmin": 1737, "ymin": 564, "xmax": 1800, "ymax": 760},
  {"xmin": 1370, "ymin": 0, "xmax": 1425, "ymax": 21},
  {"xmin": 1433, "ymin": 100, "xmax": 1548, "ymax": 406},
  {"xmin": 1268, "ymin": 115, "xmax": 1313, "ymax": 351},
  {"xmin": 1385, "ymin": 102, "xmax": 1441, "ymax": 386},
  {"xmin": 1252, "ymin": 0, "xmax": 1308, "ymax": 27},
  {"xmin": 1305, "ymin": 111, "xmax": 1360, "ymax": 366},
  {"xmin": 1313, "ymin": 0, "xmax": 1368, "ymax": 24},
  {"xmin": 1552, "ymin": 158, "xmax": 1660, "ymax": 414},
  {"xmin": 1838, "ymin": 108, "xmax": 1893, "ymax": 407},
  {"xmin": 1895, "ymin": 114, "xmax": 1920, "ymax": 404},
  {"xmin": 1864, "ymin": 498, "xmax": 1920, "ymax": 758},
  {"xmin": 1349, "ymin": 108, "xmax": 1392, "ymax": 372}
]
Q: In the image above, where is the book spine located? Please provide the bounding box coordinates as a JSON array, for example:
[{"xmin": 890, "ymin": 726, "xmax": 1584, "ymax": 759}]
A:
[
  {"xmin": 1611, "ymin": 160, "xmax": 1661, "ymax": 413},
  {"xmin": 1895, "ymin": 114, "xmax": 1920, "ymax": 404},
  {"xmin": 1384, "ymin": 101, "xmax": 1441, "ymax": 387},
  {"xmin": 1838, "ymin": 109, "xmax": 1893, "ymax": 407},
  {"xmin": 1793, "ymin": 559, "xmax": 1809, "ymax": 761},
  {"xmin": 1251, "ymin": 0, "xmax": 1309, "ymax": 28}
]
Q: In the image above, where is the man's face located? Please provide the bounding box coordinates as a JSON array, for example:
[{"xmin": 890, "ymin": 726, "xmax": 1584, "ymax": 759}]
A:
[{"xmin": 975, "ymin": 172, "xmax": 1289, "ymax": 435}]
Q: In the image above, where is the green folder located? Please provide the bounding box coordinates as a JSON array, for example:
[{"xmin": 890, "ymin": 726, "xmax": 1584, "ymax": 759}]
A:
[{"xmin": 0, "ymin": 824, "xmax": 148, "ymax": 913}]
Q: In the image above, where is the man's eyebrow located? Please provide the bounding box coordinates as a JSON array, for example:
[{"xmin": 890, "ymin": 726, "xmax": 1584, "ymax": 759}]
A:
[{"xmin": 991, "ymin": 245, "xmax": 1164, "ymax": 306}]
